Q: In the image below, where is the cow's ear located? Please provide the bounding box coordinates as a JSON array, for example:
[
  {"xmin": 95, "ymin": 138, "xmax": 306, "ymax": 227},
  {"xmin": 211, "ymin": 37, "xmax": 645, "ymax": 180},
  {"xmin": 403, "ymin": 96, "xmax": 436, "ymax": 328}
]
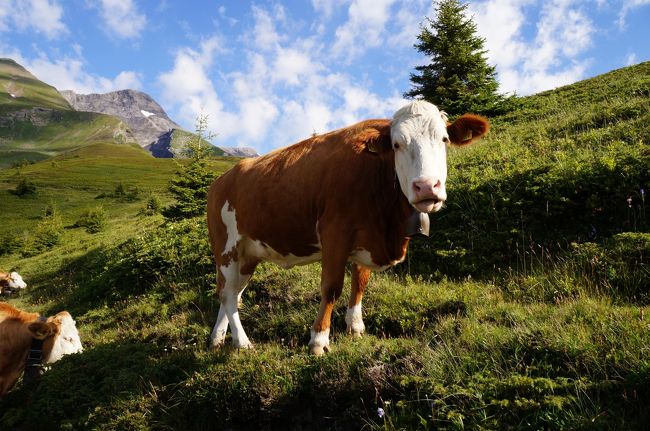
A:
[
  {"xmin": 447, "ymin": 114, "xmax": 489, "ymax": 146},
  {"xmin": 27, "ymin": 321, "xmax": 57, "ymax": 340},
  {"xmin": 356, "ymin": 127, "xmax": 391, "ymax": 154}
]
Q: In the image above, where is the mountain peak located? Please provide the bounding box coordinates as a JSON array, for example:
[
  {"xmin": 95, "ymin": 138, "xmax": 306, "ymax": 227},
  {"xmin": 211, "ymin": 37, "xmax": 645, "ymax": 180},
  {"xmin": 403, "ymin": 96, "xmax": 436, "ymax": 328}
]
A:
[{"xmin": 61, "ymin": 89, "xmax": 182, "ymax": 148}]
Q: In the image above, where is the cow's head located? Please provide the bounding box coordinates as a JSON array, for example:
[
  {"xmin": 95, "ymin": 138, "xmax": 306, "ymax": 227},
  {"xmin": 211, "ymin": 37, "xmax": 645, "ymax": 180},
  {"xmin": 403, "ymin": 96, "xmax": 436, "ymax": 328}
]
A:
[
  {"xmin": 6, "ymin": 272, "xmax": 27, "ymax": 290},
  {"xmin": 388, "ymin": 101, "xmax": 489, "ymax": 213},
  {"xmin": 28, "ymin": 311, "xmax": 83, "ymax": 363}
]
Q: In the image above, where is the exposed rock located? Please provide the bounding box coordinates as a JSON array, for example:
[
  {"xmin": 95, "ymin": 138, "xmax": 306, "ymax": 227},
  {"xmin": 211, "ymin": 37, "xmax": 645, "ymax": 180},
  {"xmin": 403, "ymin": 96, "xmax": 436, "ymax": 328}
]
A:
[
  {"xmin": 219, "ymin": 146, "xmax": 259, "ymax": 158},
  {"xmin": 61, "ymin": 89, "xmax": 181, "ymax": 148}
]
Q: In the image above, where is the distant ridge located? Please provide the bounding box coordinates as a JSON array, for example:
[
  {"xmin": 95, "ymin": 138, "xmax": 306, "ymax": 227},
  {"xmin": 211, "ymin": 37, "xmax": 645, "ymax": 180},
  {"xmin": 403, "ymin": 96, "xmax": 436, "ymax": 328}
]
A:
[{"xmin": 61, "ymin": 88, "xmax": 258, "ymax": 158}]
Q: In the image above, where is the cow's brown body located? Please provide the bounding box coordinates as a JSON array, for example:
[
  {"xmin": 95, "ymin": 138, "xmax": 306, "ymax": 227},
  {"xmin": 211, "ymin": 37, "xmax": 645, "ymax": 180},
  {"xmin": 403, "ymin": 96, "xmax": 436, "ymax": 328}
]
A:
[{"xmin": 207, "ymin": 101, "xmax": 488, "ymax": 354}]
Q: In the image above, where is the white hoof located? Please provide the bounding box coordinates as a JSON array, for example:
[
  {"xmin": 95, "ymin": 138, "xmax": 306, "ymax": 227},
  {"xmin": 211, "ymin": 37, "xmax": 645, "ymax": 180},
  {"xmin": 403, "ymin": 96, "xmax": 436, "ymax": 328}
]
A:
[
  {"xmin": 308, "ymin": 329, "xmax": 330, "ymax": 356},
  {"xmin": 345, "ymin": 305, "xmax": 365, "ymax": 337}
]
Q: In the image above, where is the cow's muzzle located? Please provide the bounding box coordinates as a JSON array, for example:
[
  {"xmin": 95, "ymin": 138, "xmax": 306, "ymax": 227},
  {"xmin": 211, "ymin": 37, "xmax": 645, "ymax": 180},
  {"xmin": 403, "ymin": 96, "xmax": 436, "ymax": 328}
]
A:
[{"xmin": 411, "ymin": 178, "xmax": 446, "ymax": 212}]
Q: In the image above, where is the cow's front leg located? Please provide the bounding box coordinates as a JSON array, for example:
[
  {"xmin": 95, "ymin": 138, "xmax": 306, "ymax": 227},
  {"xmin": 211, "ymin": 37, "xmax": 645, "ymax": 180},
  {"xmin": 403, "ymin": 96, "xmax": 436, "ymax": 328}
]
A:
[
  {"xmin": 309, "ymin": 244, "xmax": 348, "ymax": 355},
  {"xmin": 212, "ymin": 260, "xmax": 256, "ymax": 350},
  {"xmin": 346, "ymin": 264, "xmax": 370, "ymax": 337}
]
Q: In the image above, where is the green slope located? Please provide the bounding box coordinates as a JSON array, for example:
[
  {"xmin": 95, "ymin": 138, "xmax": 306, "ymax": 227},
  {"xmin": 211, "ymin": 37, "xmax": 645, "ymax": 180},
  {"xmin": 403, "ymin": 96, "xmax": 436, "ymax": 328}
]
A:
[
  {"xmin": 170, "ymin": 128, "xmax": 226, "ymax": 157},
  {"xmin": 0, "ymin": 58, "xmax": 72, "ymax": 113},
  {"xmin": 0, "ymin": 142, "xmax": 236, "ymax": 232},
  {"xmin": 0, "ymin": 59, "xmax": 138, "ymax": 168},
  {"xmin": 414, "ymin": 61, "xmax": 650, "ymax": 276}
]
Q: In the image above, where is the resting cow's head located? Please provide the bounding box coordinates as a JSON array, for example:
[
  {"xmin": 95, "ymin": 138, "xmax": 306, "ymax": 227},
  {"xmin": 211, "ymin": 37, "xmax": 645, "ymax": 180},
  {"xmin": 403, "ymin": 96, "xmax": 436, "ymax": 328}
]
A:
[
  {"xmin": 28, "ymin": 311, "xmax": 83, "ymax": 363},
  {"xmin": 389, "ymin": 101, "xmax": 489, "ymax": 213},
  {"xmin": 0, "ymin": 271, "xmax": 27, "ymax": 292}
]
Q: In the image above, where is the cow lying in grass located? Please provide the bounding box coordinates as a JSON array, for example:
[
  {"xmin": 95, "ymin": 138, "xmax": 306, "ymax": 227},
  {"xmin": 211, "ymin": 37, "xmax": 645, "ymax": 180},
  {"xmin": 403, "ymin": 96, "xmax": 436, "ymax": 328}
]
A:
[
  {"xmin": 0, "ymin": 271, "xmax": 27, "ymax": 296},
  {"xmin": 0, "ymin": 302, "xmax": 83, "ymax": 397},
  {"xmin": 207, "ymin": 100, "xmax": 489, "ymax": 354}
]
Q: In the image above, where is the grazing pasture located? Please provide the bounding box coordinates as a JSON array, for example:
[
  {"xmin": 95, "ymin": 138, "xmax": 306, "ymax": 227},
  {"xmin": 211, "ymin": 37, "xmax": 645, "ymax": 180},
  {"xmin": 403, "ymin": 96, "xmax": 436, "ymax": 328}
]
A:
[{"xmin": 0, "ymin": 63, "xmax": 648, "ymax": 430}]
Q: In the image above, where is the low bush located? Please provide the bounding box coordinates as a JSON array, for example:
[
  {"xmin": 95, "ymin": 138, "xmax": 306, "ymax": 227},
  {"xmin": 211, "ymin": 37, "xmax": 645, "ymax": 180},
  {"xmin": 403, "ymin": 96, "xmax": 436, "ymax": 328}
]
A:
[
  {"xmin": 74, "ymin": 206, "xmax": 107, "ymax": 233},
  {"xmin": 8, "ymin": 177, "xmax": 36, "ymax": 196},
  {"xmin": 22, "ymin": 211, "xmax": 64, "ymax": 257}
]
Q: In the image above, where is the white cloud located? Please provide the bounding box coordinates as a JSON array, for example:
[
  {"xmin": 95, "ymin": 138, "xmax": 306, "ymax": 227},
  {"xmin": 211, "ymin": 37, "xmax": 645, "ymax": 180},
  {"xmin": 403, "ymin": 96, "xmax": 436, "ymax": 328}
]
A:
[
  {"xmin": 157, "ymin": 37, "xmax": 236, "ymax": 139},
  {"xmin": 311, "ymin": 0, "xmax": 349, "ymax": 18},
  {"xmin": 331, "ymin": 0, "xmax": 397, "ymax": 61},
  {"xmin": 25, "ymin": 56, "xmax": 142, "ymax": 93},
  {"xmin": 387, "ymin": 1, "xmax": 431, "ymax": 48},
  {"xmin": 0, "ymin": 0, "xmax": 67, "ymax": 39},
  {"xmin": 97, "ymin": 0, "xmax": 147, "ymax": 39},
  {"xmin": 470, "ymin": 0, "xmax": 594, "ymax": 95},
  {"xmin": 617, "ymin": 0, "xmax": 650, "ymax": 28},
  {"xmin": 159, "ymin": 4, "xmax": 414, "ymax": 153},
  {"xmin": 250, "ymin": 5, "xmax": 285, "ymax": 51},
  {"xmin": 625, "ymin": 52, "xmax": 637, "ymax": 65}
]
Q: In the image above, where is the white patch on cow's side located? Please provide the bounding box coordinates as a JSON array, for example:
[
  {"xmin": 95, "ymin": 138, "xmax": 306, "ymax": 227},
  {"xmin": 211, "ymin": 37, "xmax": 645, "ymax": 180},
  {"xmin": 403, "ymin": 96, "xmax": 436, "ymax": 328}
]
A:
[
  {"xmin": 221, "ymin": 201, "xmax": 242, "ymax": 256},
  {"xmin": 309, "ymin": 328, "xmax": 330, "ymax": 354},
  {"xmin": 245, "ymin": 238, "xmax": 322, "ymax": 269},
  {"xmin": 345, "ymin": 304, "xmax": 365, "ymax": 336},
  {"xmin": 45, "ymin": 314, "xmax": 83, "ymax": 364},
  {"xmin": 391, "ymin": 101, "xmax": 449, "ymax": 212},
  {"xmin": 141, "ymin": 109, "xmax": 155, "ymax": 118},
  {"xmin": 8, "ymin": 272, "xmax": 27, "ymax": 290},
  {"xmin": 349, "ymin": 249, "xmax": 402, "ymax": 271}
]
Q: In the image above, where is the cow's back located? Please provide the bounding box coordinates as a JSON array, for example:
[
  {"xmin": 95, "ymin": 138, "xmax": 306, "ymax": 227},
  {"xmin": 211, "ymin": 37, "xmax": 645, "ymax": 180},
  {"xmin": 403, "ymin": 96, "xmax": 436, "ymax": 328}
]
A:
[{"xmin": 207, "ymin": 119, "xmax": 396, "ymax": 260}]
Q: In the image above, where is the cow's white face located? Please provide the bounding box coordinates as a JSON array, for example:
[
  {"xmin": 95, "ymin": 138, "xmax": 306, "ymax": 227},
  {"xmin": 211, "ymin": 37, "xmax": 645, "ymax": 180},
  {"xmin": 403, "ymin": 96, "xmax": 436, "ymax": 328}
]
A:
[
  {"xmin": 391, "ymin": 101, "xmax": 450, "ymax": 213},
  {"xmin": 8, "ymin": 272, "xmax": 27, "ymax": 290},
  {"xmin": 45, "ymin": 312, "xmax": 83, "ymax": 364}
]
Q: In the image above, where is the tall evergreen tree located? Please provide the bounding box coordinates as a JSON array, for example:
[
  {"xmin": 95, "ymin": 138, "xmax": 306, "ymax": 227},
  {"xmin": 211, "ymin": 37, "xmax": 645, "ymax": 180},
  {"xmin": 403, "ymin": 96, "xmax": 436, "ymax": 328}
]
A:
[
  {"xmin": 405, "ymin": 0, "xmax": 507, "ymax": 116},
  {"xmin": 163, "ymin": 114, "xmax": 217, "ymax": 220}
]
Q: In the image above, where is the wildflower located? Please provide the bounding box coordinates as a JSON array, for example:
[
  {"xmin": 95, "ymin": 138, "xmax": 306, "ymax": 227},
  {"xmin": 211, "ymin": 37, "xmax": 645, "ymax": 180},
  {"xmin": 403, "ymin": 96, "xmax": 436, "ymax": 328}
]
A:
[
  {"xmin": 377, "ymin": 407, "xmax": 385, "ymax": 418},
  {"xmin": 627, "ymin": 196, "xmax": 633, "ymax": 208}
]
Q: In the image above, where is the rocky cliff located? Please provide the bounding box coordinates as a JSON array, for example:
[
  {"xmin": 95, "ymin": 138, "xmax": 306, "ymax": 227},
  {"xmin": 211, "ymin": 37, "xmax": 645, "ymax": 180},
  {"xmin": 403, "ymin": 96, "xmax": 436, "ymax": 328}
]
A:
[{"xmin": 61, "ymin": 89, "xmax": 180, "ymax": 149}]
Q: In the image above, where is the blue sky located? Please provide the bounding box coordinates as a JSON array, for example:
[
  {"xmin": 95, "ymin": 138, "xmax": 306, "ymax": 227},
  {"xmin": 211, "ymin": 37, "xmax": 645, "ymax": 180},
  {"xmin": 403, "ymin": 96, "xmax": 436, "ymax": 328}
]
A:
[{"xmin": 1, "ymin": 0, "xmax": 649, "ymax": 154}]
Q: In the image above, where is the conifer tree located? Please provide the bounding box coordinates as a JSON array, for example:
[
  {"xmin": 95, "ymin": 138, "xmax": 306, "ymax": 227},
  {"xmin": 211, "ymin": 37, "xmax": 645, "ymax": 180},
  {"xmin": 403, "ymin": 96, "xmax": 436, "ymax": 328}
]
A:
[
  {"xmin": 405, "ymin": 0, "xmax": 507, "ymax": 116},
  {"xmin": 163, "ymin": 114, "xmax": 217, "ymax": 220}
]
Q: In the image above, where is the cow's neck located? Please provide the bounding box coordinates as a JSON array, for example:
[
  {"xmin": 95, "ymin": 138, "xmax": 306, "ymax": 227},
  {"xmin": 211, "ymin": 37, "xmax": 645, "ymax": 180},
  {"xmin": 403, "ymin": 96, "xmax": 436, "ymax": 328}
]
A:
[{"xmin": 378, "ymin": 155, "xmax": 418, "ymax": 239}]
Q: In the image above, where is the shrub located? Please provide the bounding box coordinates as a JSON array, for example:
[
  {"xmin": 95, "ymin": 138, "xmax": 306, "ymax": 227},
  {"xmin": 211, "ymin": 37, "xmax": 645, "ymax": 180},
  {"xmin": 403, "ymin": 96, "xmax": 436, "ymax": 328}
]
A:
[
  {"xmin": 8, "ymin": 178, "xmax": 36, "ymax": 196},
  {"xmin": 74, "ymin": 206, "xmax": 107, "ymax": 233},
  {"xmin": 22, "ymin": 212, "xmax": 64, "ymax": 256},
  {"xmin": 141, "ymin": 194, "xmax": 162, "ymax": 216},
  {"xmin": 0, "ymin": 232, "xmax": 25, "ymax": 256}
]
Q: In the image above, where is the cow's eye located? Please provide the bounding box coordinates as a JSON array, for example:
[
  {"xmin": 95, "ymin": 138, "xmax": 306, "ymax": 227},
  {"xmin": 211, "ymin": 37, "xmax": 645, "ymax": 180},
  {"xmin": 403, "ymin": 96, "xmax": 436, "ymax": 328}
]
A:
[
  {"xmin": 442, "ymin": 136, "xmax": 450, "ymax": 144},
  {"xmin": 393, "ymin": 143, "xmax": 400, "ymax": 150}
]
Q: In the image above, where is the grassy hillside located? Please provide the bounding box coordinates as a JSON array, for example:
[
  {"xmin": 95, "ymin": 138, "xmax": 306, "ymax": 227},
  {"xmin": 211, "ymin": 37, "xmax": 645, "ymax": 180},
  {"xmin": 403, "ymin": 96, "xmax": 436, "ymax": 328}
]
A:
[
  {"xmin": 0, "ymin": 58, "xmax": 71, "ymax": 113},
  {"xmin": 0, "ymin": 59, "xmax": 138, "ymax": 167},
  {"xmin": 170, "ymin": 128, "xmax": 226, "ymax": 157},
  {"xmin": 0, "ymin": 64, "xmax": 648, "ymax": 430},
  {"xmin": 415, "ymin": 61, "xmax": 650, "ymax": 279}
]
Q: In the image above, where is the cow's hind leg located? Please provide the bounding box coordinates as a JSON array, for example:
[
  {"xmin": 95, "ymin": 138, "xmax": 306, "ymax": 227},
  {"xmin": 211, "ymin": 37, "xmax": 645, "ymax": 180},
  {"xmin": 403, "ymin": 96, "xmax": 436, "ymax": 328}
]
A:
[{"xmin": 346, "ymin": 264, "xmax": 370, "ymax": 337}]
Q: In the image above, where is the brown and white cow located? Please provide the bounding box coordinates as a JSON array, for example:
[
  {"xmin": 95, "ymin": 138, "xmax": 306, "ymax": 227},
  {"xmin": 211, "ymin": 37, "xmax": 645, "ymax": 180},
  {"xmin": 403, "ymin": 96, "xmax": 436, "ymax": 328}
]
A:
[
  {"xmin": 0, "ymin": 271, "xmax": 27, "ymax": 295},
  {"xmin": 0, "ymin": 302, "xmax": 83, "ymax": 397},
  {"xmin": 206, "ymin": 100, "xmax": 489, "ymax": 354}
]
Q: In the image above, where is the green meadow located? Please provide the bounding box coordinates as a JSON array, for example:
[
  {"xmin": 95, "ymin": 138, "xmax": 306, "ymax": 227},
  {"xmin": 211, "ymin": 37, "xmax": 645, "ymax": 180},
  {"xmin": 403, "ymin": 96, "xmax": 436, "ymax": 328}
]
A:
[{"xmin": 0, "ymin": 63, "xmax": 648, "ymax": 430}]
